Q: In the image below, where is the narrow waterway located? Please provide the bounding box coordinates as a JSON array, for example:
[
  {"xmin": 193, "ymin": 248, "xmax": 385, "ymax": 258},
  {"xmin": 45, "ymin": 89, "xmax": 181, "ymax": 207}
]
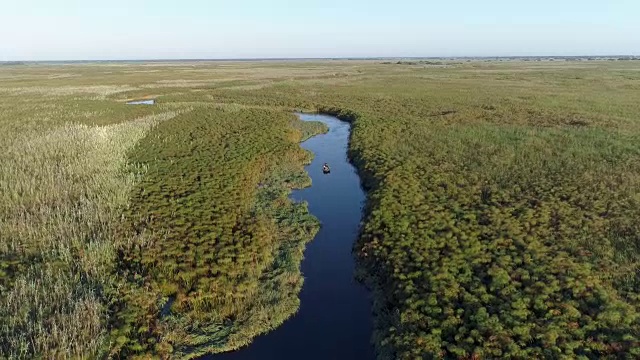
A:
[{"xmin": 205, "ymin": 113, "xmax": 373, "ymax": 360}]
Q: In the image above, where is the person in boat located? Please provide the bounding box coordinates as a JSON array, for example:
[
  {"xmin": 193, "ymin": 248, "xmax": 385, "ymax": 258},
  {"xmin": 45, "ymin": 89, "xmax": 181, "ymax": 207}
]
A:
[{"xmin": 322, "ymin": 163, "xmax": 330, "ymax": 173}]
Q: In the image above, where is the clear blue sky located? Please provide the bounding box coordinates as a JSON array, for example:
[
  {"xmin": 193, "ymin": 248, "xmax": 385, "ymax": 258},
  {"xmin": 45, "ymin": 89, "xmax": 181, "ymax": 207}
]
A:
[{"xmin": 1, "ymin": 0, "xmax": 638, "ymax": 60}]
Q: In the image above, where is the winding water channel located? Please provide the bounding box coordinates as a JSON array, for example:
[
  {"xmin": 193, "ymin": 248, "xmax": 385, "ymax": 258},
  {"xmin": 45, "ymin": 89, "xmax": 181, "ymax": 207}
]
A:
[{"xmin": 205, "ymin": 113, "xmax": 373, "ymax": 359}]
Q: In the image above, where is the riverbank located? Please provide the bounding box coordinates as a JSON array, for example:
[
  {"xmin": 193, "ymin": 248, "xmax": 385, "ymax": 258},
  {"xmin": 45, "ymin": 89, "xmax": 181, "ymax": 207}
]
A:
[{"xmin": 108, "ymin": 110, "xmax": 329, "ymax": 358}]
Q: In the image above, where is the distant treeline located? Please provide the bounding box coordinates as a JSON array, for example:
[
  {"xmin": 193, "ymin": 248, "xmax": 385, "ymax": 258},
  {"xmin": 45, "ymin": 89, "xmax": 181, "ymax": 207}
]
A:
[{"xmin": 382, "ymin": 60, "xmax": 448, "ymax": 65}]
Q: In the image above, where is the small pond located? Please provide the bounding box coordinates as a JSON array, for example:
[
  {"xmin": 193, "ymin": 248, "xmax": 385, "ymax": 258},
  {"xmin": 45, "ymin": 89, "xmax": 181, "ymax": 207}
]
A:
[{"xmin": 126, "ymin": 99, "xmax": 155, "ymax": 105}]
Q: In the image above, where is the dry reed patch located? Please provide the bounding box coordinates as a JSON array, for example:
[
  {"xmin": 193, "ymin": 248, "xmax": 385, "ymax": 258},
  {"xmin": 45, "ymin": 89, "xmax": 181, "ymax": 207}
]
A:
[
  {"xmin": 0, "ymin": 112, "xmax": 177, "ymax": 359},
  {"xmin": 0, "ymin": 85, "xmax": 138, "ymax": 97}
]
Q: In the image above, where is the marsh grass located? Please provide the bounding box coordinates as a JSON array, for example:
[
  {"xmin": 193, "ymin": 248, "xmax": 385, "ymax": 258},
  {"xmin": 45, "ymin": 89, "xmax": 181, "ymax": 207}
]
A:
[
  {"xmin": 0, "ymin": 112, "xmax": 177, "ymax": 358},
  {"xmin": 0, "ymin": 85, "xmax": 138, "ymax": 97},
  {"xmin": 106, "ymin": 109, "xmax": 326, "ymax": 358},
  {"xmin": 2, "ymin": 60, "xmax": 640, "ymax": 358},
  {"xmin": 345, "ymin": 119, "xmax": 640, "ymax": 357}
]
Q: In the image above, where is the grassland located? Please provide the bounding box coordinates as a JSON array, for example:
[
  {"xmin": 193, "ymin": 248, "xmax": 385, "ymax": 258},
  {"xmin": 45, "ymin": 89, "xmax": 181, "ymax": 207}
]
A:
[{"xmin": 1, "ymin": 59, "xmax": 640, "ymax": 358}]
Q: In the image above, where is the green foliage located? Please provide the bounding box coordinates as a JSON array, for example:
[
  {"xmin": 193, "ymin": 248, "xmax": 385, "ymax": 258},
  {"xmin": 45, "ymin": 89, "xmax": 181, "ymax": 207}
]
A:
[{"xmin": 348, "ymin": 114, "xmax": 640, "ymax": 358}]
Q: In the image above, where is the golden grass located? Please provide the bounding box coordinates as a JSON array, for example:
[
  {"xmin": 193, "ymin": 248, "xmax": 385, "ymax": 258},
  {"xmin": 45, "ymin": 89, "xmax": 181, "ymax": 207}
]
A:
[
  {"xmin": 0, "ymin": 112, "xmax": 177, "ymax": 358},
  {"xmin": 0, "ymin": 85, "xmax": 138, "ymax": 97}
]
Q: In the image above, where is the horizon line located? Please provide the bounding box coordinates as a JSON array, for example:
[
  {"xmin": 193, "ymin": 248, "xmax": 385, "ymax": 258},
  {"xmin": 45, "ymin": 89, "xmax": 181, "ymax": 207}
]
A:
[{"xmin": 2, "ymin": 54, "xmax": 639, "ymax": 64}]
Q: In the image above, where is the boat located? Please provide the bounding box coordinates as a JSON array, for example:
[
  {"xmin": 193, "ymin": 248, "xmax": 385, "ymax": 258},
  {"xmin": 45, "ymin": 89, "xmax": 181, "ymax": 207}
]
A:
[{"xmin": 322, "ymin": 163, "xmax": 331, "ymax": 174}]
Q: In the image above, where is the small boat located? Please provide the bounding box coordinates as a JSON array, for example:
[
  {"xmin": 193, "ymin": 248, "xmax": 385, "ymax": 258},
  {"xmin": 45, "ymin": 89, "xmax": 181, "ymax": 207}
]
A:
[{"xmin": 322, "ymin": 163, "xmax": 331, "ymax": 174}]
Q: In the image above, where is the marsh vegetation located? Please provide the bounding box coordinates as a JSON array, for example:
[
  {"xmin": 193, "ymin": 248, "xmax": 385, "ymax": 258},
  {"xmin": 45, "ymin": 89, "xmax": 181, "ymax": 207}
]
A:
[{"xmin": 1, "ymin": 59, "xmax": 640, "ymax": 358}]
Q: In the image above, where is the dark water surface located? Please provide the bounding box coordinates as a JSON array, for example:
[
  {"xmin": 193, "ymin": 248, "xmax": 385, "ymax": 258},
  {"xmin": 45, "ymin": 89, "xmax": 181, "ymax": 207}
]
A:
[{"xmin": 204, "ymin": 113, "xmax": 373, "ymax": 360}]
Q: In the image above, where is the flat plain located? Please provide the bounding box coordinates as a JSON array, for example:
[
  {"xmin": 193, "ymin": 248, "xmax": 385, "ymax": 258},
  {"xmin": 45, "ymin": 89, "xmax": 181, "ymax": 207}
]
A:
[{"xmin": 1, "ymin": 59, "xmax": 640, "ymax": 359}]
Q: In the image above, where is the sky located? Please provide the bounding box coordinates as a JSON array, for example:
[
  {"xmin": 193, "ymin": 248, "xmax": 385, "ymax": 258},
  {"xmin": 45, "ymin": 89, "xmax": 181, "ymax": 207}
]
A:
[{"xmin": 1, "ymin": 0, "xmax": 638, "ymax": 61}]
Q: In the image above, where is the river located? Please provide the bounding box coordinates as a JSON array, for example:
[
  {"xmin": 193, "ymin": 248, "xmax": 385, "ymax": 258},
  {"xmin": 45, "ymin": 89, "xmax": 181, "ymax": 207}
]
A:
[{"xmin": 202, "ymin": 113, "xmax": 373, "ymax": 360}]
